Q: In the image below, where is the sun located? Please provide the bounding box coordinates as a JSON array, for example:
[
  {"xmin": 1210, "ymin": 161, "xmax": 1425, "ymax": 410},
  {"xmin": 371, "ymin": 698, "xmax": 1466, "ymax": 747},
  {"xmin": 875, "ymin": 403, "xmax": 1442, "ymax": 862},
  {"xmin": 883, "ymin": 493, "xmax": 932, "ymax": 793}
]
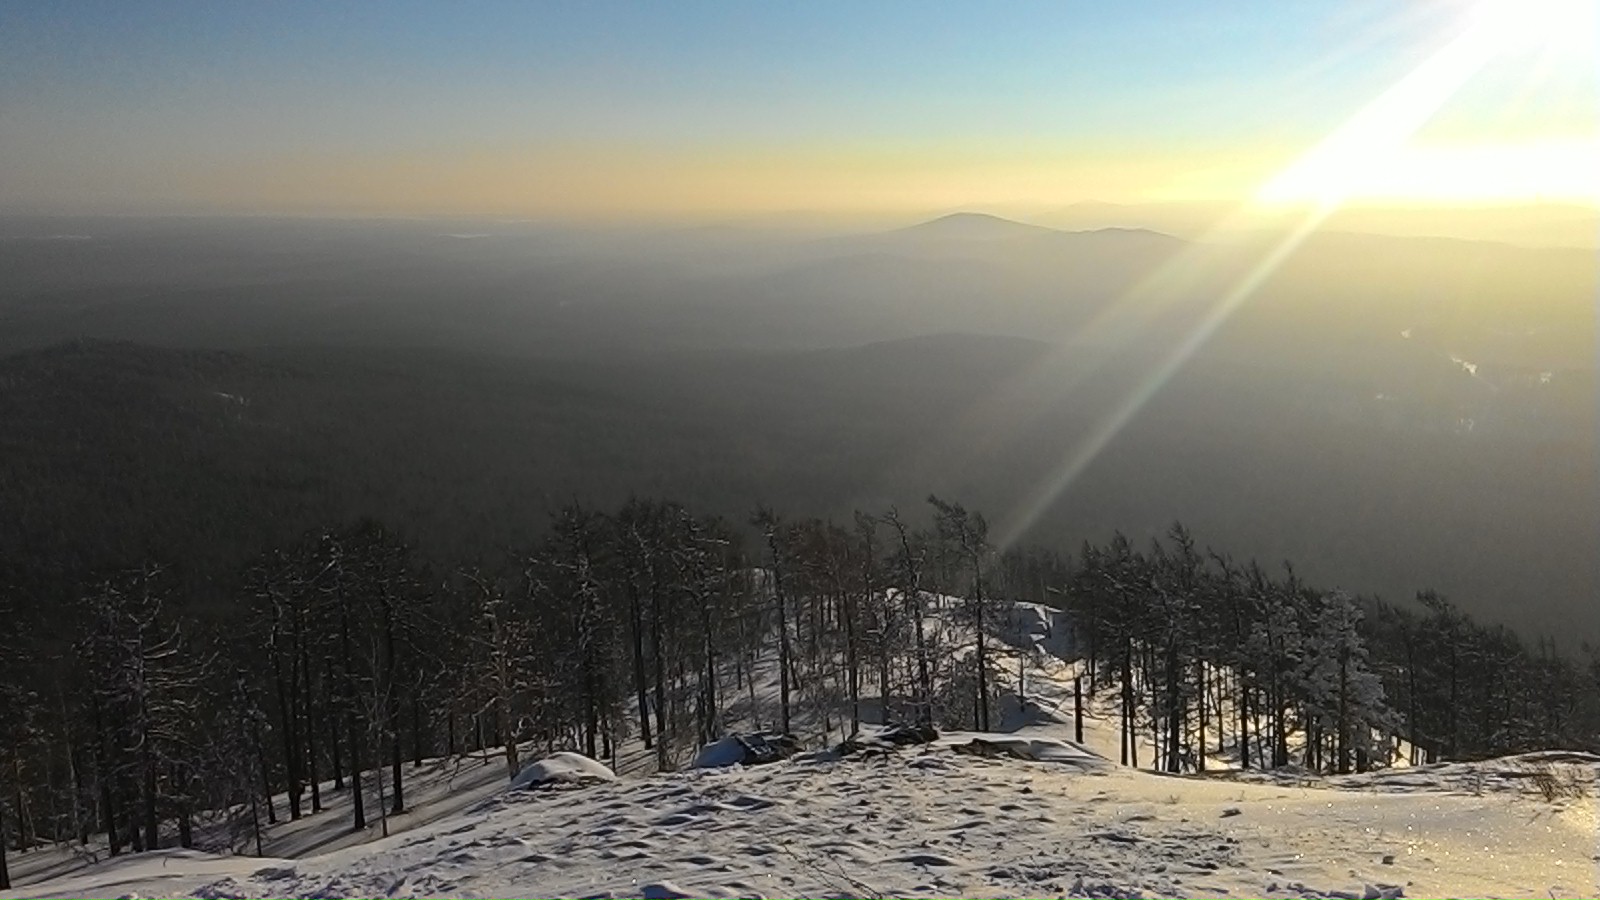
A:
[
  {"xmin": 1255, "ymin": 0, "xmax": 1597, "ymax": 208},
  {"xmin": 1470, "ymin": 0, "xmax": 1596, "ymax": 56}
]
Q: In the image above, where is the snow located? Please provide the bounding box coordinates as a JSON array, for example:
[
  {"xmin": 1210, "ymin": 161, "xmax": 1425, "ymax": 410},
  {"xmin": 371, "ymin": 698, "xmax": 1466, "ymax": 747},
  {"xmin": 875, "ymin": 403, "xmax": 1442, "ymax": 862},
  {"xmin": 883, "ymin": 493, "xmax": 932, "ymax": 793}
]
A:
[
  {"xmin": 690, "ymin": 733, "xmax": 802, "ymax": 769},
  {"xmin": 6, "ymin": 852, "xmax": 315, "ymax": 900},
  {"xmin": 508, "ymin": 753, "xmax": 617, "ymax": 791},
  {"xmin": 0, "ymin": 752, "xmax": 520, "ymax": 889},
  {"xmin": 933, "ymin": 732, "xmax": 1105, "ymax": 766},
  {"xmin": 7, "ymin": 744, "xmax": 1595, "ymax": 899},
  {"xmin": 690, "ymin": 737, "xmax": 751, "ymax": 769},
  {"xmin": 4, "ymin": 595, "xmax": 1596, "ymax": 899}
]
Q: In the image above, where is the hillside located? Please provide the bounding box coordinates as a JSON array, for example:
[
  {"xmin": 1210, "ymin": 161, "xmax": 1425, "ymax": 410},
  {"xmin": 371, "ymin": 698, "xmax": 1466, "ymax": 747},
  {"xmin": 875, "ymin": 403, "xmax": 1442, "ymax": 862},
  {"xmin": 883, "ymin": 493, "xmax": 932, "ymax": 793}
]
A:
[
  {"xmin": 3, "ymin": 596, "xmax": 1594, "ymax": 900},
  {"xmin": 3, "ymin": 216, "xmax": 1589, "ymax": 365},
  {"xmin": 2, "ymin": 334, "xmax": 1594, "ymax": 640}
]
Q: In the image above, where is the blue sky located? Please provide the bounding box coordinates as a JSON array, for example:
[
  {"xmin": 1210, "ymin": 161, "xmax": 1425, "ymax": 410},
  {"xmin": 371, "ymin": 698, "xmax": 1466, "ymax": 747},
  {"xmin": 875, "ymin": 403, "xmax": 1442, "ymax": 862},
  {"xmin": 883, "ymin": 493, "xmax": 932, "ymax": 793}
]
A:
[{"xmin": 1, "ymin": 1, "xmax": 1590, "ymax": 217}]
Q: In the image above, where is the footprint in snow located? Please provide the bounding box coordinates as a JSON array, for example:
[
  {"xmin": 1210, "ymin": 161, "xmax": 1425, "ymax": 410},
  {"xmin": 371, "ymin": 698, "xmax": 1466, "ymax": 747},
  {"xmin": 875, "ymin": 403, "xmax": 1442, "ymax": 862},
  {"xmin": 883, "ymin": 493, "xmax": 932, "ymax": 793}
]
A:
[
  {"xmin": 653, "ymin": 811, "xmax": 700, "ymax": 827},
  {"xmin": 889, "ymin": 851, "xmax": 962, "ymax": 867},
  {"xmin": 638, "ymin": 882, "xmax": 696, "ymax": 899},
  {"xmin": 722, "ymin": 794, "xmax": 775, "ymax": 810}
]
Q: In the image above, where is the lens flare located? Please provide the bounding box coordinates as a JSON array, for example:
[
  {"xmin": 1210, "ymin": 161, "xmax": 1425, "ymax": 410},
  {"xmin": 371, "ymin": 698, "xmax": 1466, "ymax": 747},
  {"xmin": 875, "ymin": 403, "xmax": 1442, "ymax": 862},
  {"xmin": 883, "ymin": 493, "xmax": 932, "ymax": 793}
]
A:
[{"xmin": 993, "ymin": 0, "xmax": 1581, "ymax": 548}]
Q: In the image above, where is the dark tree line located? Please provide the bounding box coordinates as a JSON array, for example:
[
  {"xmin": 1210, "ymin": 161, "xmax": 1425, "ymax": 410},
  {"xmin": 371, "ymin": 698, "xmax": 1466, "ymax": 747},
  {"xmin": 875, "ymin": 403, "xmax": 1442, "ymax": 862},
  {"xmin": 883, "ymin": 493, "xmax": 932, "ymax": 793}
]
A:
[
  {"xmin": 1062, "ymin": 524, "xmax": 1600, "ymax": 774},
  {"xmin": 2, "ymin": 499, "xmax": 1598, "ymax": 879},
  {"xmin": 1066, "ymin": 527, "xmax": 1395, "ymax": 773}
]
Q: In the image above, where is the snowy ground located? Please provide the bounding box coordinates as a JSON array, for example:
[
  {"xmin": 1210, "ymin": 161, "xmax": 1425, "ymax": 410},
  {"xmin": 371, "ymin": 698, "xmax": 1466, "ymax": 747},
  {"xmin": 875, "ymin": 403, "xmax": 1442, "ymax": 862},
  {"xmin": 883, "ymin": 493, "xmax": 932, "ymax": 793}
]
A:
[
  {"xmin": 4, "ymin": 597, "xmax": 1596, "ymax": 899},
  {"xmin": 5, "ymin": 741, "xmax": 1596, "ymax": 899}
]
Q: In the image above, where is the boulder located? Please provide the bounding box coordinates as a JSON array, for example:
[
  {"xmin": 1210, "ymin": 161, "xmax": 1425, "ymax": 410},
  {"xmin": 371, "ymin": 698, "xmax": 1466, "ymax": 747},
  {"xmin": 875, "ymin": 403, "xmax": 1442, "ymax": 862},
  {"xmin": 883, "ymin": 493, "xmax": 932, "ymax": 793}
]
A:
[
  {"xmin": 833, "ymin": 721, "xmax": 939, "ymax": 757},
  {"xmin": 692, "ymin": 732, "xmax": 804, "ymax": 768},
  {"xmin": 508, "ymin": 752, "xmax": 617, "ymax": 791}
]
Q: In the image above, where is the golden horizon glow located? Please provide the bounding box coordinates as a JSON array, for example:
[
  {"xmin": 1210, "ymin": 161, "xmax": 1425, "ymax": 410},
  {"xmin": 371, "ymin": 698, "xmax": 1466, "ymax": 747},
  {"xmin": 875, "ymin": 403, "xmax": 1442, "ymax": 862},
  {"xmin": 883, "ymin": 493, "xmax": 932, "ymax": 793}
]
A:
[{"xmin": 2, "ymin": 3, "xmax": 1594, "ymax": 228}]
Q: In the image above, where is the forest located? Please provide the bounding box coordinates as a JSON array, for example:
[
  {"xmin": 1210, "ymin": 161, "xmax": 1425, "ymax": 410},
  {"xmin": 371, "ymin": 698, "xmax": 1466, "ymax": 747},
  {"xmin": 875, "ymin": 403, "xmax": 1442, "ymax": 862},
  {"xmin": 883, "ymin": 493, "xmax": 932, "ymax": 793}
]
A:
[
  {"xmin": 3, "ymin": 493, "xmax": 1597, "ymax": 889},
  {"xmin": 1, "ymin": 217, "xmax": 1595, "ymax": 891}
]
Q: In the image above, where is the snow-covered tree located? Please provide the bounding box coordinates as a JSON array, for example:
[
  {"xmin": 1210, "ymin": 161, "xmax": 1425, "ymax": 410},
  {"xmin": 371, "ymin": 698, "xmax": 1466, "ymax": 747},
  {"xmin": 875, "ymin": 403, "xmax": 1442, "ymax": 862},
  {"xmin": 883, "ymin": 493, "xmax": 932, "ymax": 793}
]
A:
[{"xmin": 1298, "ymin": 590, "xmax": 1395, "ymax": 773}]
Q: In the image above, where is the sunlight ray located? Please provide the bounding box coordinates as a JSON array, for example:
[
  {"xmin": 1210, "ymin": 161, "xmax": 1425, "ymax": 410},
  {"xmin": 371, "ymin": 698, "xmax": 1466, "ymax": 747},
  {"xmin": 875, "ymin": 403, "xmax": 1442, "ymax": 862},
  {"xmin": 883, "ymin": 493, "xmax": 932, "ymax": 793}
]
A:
[{"xmin": 994, "ymin": 2, "xmax": 1551, "ymax": 548}]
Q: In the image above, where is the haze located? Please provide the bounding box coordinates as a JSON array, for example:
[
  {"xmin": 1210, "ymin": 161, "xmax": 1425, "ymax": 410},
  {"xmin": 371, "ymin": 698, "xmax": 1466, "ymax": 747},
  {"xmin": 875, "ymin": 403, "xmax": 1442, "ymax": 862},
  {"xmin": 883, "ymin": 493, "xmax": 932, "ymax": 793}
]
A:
[
  {"xmin": 3, "ymin": 2, "xmax": 1600, "ymax": 897},
  {"xmin": 3, "ymin": 0, "xmax": 1597, "ymax": 628}
]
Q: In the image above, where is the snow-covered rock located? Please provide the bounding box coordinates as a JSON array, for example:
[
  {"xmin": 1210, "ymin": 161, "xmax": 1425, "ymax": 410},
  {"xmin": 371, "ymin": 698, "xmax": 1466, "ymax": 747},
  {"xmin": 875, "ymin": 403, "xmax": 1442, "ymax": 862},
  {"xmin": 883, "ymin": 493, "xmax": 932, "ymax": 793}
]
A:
[
  {"xmin": 507, "ymin": 752, "xmax": 616, "ymax": 790},
  {"xmin": 941, "ymin": 733, "xmax": 1106, "ymax": 766},
  {"xmin": 690, "ymin": 732, "xmax": 803, "ymax": 769},
  {"xmin": 830, "ymin": 721, "xmax": 940, "ymax": 758}
]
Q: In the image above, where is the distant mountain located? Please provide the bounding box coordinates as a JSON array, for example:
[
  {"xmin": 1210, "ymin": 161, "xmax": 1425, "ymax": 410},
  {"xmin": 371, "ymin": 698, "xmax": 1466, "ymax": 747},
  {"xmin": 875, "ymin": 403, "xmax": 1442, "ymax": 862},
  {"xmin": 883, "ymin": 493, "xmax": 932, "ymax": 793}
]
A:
[
  {"xmin": 892, "ymin": 212, "xmax": 1060, "ymax": 240},
  {"xmin": 1038, "ymin": 200, "xmax": 1600, "ymax": 249},
  {"xmin": 873, "ymin": 213, "xmax": 1184, "ymax": 256},
  {"xmin": 1041, "ymin": 201, "xmax": 1224, "ymax": 238}
]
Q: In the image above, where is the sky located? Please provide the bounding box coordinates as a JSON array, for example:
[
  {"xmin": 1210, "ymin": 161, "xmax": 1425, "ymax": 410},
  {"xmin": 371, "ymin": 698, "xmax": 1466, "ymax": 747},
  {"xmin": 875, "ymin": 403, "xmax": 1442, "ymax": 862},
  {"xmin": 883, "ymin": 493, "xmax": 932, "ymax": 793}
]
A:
[{"xmin": 1, "ymin": 0, "xmax": 1594, "ymax": 220}]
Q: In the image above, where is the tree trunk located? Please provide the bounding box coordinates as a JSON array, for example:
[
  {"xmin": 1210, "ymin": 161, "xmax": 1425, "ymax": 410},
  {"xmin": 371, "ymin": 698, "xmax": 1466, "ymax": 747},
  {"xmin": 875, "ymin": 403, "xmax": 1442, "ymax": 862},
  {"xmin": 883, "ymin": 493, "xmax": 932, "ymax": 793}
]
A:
[
  {"xmin": 176, "ymin": 764, "xmax": 193, "ymax": 849},
  {"xmin": 1336, "ymin": 647, "xmax": 1351, "ymax": 775},
  {"xmin": 879, "ymin": 651, "xmax": 891, "ymax": 726},
  {"xmin": 651, "ymin": 568, "xmax": 670, "ymax": 771},
  {"xmin": 382, "ymin": 594, "xmax": 404, "ymax": 816},
  {"xmin": 249, "ymin": 790, "xmax": 263, "ymax": 857},
  {"xmin": 270, "ymin": 643, "xmax": 302, "ymax": 821},
  {"xmin": 412, "ymin": 693, "xmax": 424, "ymax": 768},
  {"xmin": 1164, "ymin": 643, "xmax": 1181, "ymax": 773},
  {"xmin": 747, "ymin": 650, "xmax": 761, "ymax": 731},
  {"xmin": 141, "ymin": 726, "xmax": 158, "ymax": 851},
  {"xmin": 339, "ymin": 606, "xmax": 365, "ymax": 832},
  {"xmin": 1073, "ymin": 675, "xmax": 1084, "ymax": 743},
  {"xmin": 1274, "ymin": 686, "xmax": 1288, "ymax": 769},
  {"xmin": 1239, "ymin": 684, "xmax": 1251, "ymax": 770},
  {"xmin": 300, "ymin": 639, "xmax": 321, "ymax": 813},
  {"xmin": 974, "ymin": 586, "xmax": 990, "ymax": 732},
  {"xmin": 1447, "ymin": 646, "xmax": 1459, "ymax": 759},
  {"xmin": 126, "ymin": 786, "xmax": 143, "ymax": 853},
  {"xmin": 628, "ymin": 583, "xmax": 653, "ymax": 749},
  {"xmin": 498, "ymin": 694, "xmax": 520, "ymax": 782},
  {"xmin": 774, "ymin": 568, "xmax": 792, "ymax": 735},
  {"xmin": 96, "ymin": 699, "xmax": 120, "ymax": 857},
  {"xmin": 253, "ymin": 721, "xmax": 277, "ymax": 823},
  {"xmin": 583, "ymin": 671, "xmax": 598, "ymax": 759},
  {"xmin": 912, "ymin": 596, "xmax": 930, "ymax": 724},
  {"xmin": 1405, "ymin": 636, "xmax": 1419, "ymax": 766},
  {"xmin": 1120, "ymin": 640, "xmax": 1133, "ymax": 767},
  {"xmin": 69, "ymin": 739, "xmax": 89, "ymax": 846},
  {"xmin": 844, "ymin": 589, "xmax": 860, "ymax": 732},
  {"xmin": 703, "ymin": 627, "xmax": 719, "ymax": 743},
  {"xmin": 1087, "ymin": 594, "xmax": 1098, "ymax": 694},
  {"xmin": 326, "ymin": 659, "xmax": 344, "ymax": 792},
  {"xmin": 0, "ymin": 800, "xmax": 10, "ymax": 890},
  {"xmin": 389, "ymin": 721, "xmax": 404, "ymax": 817},
  {"xmin": 372, "ymin": 741, "xmax": 390, "ymax": 840}
]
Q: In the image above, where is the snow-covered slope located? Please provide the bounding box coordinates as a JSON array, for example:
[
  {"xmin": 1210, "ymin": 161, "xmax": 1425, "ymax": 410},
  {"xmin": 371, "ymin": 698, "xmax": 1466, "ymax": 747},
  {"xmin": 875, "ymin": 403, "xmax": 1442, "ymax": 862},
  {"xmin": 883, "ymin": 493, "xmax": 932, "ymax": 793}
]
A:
[
  {"xmin": 5, "ymin": 744, "xmax": 1596, "ymax": 899},
  {"xmin": 4, "ymin": 597, "xmax": 1593, "ymax": 899}
]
